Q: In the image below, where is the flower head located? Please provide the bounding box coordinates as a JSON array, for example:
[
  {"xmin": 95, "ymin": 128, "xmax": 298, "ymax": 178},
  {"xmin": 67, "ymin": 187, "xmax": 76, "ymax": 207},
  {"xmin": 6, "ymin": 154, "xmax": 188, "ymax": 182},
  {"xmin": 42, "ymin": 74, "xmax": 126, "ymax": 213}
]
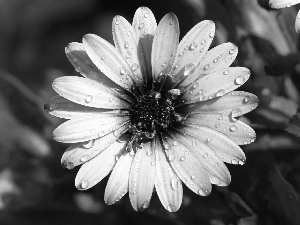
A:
[{"xmin": 45, "ymin": 7, "xmax": 258, "ymax": 212}]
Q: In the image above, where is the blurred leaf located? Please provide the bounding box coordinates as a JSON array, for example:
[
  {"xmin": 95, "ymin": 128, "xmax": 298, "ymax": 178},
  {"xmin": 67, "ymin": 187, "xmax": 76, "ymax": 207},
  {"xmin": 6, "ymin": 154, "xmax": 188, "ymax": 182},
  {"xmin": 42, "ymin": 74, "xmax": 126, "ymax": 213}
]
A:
[{"xmin": 285, "ymin": 108, "xmax": 300, "ymax": 137}]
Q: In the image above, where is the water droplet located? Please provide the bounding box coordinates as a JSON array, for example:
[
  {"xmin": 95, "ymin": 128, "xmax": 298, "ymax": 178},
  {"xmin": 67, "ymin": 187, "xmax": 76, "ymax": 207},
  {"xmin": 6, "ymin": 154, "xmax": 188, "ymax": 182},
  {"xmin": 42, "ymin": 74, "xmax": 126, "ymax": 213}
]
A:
[
  {"xmin": 209, "ymin": 32, "xmax": 215, "ymax": 38},
  {"xmin": 191, "ymin": 174, "xmax": 197, "ymax": 180},
  {"xmin": 125, "ymin": 51, "xmax": 132, "ymax": 59},
  {"xmin": 192, "ymin": 140, "xmax": 197, "ymax": 146},
  {"xmin": 80, "ymin": 155, "xmax": 90, "ymax": 162},
  {"xmin": 131, "ymin": 63, "xmax": 139, "ymax": 71},
  {"xmin": 235, "ymin": 76, "xmax": 245, "ymax": 85},
  {"xmin": 120, "ymin": 67, "xmax": 126, "ymax": 76},
  {"xmin": 210, "ymin": 176, "xmax": 221, "ymax": 185},
  {"xmin": 164, "ymin": 143, "xmax": 171, "ymax": 150},
  {"xmin": 200, "ymin": 48, "xmax": 204, "ymax": 52},
  {"xmin": 192, "ymin": 82, "xmax": 199, "ymax": 89},
  {"xmin": 229, "ymin": 48, "xmax": 235, "ymax": 54},
  {"xmin": 101, "ymin": 55, "xmax": 105, "ymax": 60},
  {"xmin": 214, "ymin": 163, "xmax": 218, "ymax": 167},
  {"xmin": 198, "ymin": 189, "xmax": 207, "ymax": 196},
  {"xmin": 243, "ymin": 140, "xmax": 249, "ymax": 144},
  {"xmin": 180, "ymin": 156, "xmax": 186, "ymax": 161},
  {"xmin": 142, "ymin": 201, "xmax": 150, "ymax": 209},
  {"xmin": 213, "ymin": 58, "xmax": 218, "ymax": 63},
  {"xmin": 82, "ymin": 140, "xmax": 94, "ymax": 149},
  {"xmin": 115, "ymin": 20, "xmax": 120, "ymax": 25},
  {"xmin": 124, "ymin": 42, "xmax": 130, "ymax": 49},
  {"xmin": 168, "ymin": 154, "xmax": 175, "ymax": 162},
  {"xmin": 133, "ymin": 182, "xmax": 137, "ymax": 187},
  {"xmin": 85, "ymin": 95, "xmax": 93, "ymax": 103},
  {"xmin": 138, "ymin": 23, "xmax": 144, "ymax": 29},
  {"xmin": 184, "ymin": 63, "xmax": 195, "ymax": 76},
  {"xmin": 198, "ymin": 94, "xmax": 206, "ymax": 101},
  {"xmin": 231, "ymin": 159, "xmax": 239, "ymax": 165},
  {"xmin": 206, "ymin": 137, "xmax": 212, "ymax": 142},
  {"xmin": 287, "ymin": 3, "xmax": 291, "ymax": 7},
  {"xmin": 223, "ymin": 70, "xmax": 229, "ymax": 75},
  {"xmin": 201, "ymin": 39, "xmax": 206, "ymax": 45},
  {"xmin": 203, "ymin": 64, "xmax": 210, "ymax": 71},
  {"xmin": 151, "ymin": 161, "xmax": 156, "ymax": 166},
  {"xmin": 189, "ymin": 42, "xmax": 197, "ymax": 50},
  {"xmin": 81, "ymin": 180, "xmax": 89, "ymax": 189},
  {"xmin": 243, "ymin": 96, "xmax": 250, "ymax": 104},
  {"xmin": 172, "ymin": 141, "xmax": 179, "ymax": 146},
  {"xmin": 230, "ymin": 125, "xmax": 238, "ymax": 132},
  {"xmin": 231, "ymin": 108, "xmax": 243, "ymax": 121},
  {"xmin": 215, "ymin": 123, "xmax": 220, "ymax": 128},
  {"xmin": 171, "ymin": 177, "xmax": 179, "ymax": 190},
  {"xmin": 144, "ymin": 13, "xmax": 149, "ymax": 18},
  {"xmin": 215, "ymin": 89, "xmax": 225, "ymax": 97}
]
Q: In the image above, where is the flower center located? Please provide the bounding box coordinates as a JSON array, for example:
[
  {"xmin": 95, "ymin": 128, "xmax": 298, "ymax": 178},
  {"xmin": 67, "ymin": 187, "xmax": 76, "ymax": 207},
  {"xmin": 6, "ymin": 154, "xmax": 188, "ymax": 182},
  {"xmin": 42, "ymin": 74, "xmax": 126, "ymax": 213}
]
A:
[{"xmin": 129, "ymin": 91, "xmax": 181, "ymax": 139}]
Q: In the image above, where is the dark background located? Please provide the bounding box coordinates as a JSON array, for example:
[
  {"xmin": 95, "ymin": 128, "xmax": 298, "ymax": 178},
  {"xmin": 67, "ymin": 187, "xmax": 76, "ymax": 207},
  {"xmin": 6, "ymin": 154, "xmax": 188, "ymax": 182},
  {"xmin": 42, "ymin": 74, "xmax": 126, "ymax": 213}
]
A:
[{"xmin": 0, "ymin": 0, "xmax": 300, "ymax": 224}]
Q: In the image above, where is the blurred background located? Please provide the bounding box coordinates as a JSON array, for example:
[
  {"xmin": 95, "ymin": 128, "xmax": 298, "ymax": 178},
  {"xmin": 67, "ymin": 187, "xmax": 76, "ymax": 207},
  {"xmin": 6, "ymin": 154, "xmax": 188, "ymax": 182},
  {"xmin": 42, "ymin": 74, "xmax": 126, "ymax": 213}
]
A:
[{"xmin": 0, "ymin": 0, "xmax": 300, "ymax": 224}]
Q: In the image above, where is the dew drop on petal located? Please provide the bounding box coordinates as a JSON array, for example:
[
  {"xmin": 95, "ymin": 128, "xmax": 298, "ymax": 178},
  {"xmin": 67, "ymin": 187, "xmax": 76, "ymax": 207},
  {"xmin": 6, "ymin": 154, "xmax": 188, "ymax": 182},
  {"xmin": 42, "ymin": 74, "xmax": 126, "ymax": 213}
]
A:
[
  {"xmin": 82, "ymin": 140, "xmax": 94, "ymax": 149},
  {"xmin": 164, "ymin": 143, "xmax": 171, "ymax": 150},
  {"xmin": 215, "ymin": 89, "xmax": 225, "ymax": 97},
  {"xmin": 192, "ymin": 82, "xmax": 199, "ymax": 89},
  {"xmin": 171, "ymin": 177, "xmax": 179, "ymax": 190},
  {"xmin": 81, "ymin": 180, "xmax": 89, "ymax": 189},
  {"xmin": 131, "ymin": 63, "xmax": 139, "ymax": 71},
  {"xmin": 184, "ymin": 63, "xmax": 195, "ymax": 76},
  {"xmin": 229, "ymin": 49, "xmax": 235, "ymax": 54},
  {"xmin": 206, "ymin": 137, "xmax": 212, "ymax": 142},
  {"xmin": 235, "ymin": 76, "xmax": 245, "ymax": 85},
  {"xmin": 101, "ymin": 55, "xmax": 105, "ymax": 60},
  {"xmin": 80, "ymin": 155, "xmax": 90, "ymax": 163},
  {"xmin": 209, "ymin": 32, "xmax": 215, "ymax": 38},
  {"xmin": 124, "ymin": 42, "xmax": 130, "ymax": 49},
  {"xmin": 168, "ymin": 154, "xmax": 175, "ymax": 162},
  {"xmin": 151, "ymin": 161, "xmax": 156, "ymax": 166},
  {"xmin": 180, "ymin": 156, "xmax": 186, "ymax": 161},
  {"xmin": 231, "ymin": 159, "xmax": 239, "ymax": 165},
  {"xmin": 203, "ymin": 64, "xmax": 210, "ymax": 71},
  {"xmin": 66, "ymin": 162, "xmax": 75, "ymax": 170},
  {"xmin": 172, "ymin": 141, "xmax": 179, "ymax": 146},
  {"xmin": 144, "ymin": 13, "xmax": 149, "ymax": 18},
  {"xmin": 120, "ymin": 67, "xmax": 126, "ymax": 76},
  {"xmin": 243, "ymin": 96, "xmax": 250, "ymax": 104},
  {"xmin": 85, "ymin": 95, "xmax": 93, "ymax": 103},
  {"xmin": 223, "ymin": 70, "xmax": 229, "ymax": 75},
  {"xmin": 191, "ymin": 174, "xmax": 197, "ymax": 180},
  {"xmin": 138, "ymin": 23, "xmax": 144, "ymax": 29},
  {"xmin": 230, "ymin": 125, "xmax": 238, "ymax": 132},
  {"xmin": 189, "ymin": 42, "xmax": 197, "ymax": 50},
  {"xmin": 142, "ymin": 201, "xmax": 150, "ymax": 209},
  {"xmin": 115, "ymin": 20, "xmax": 120, "ymax": 25},
  {"xmin": 146, "ymin": 149, "xmax": 153, "ymax": 156}
]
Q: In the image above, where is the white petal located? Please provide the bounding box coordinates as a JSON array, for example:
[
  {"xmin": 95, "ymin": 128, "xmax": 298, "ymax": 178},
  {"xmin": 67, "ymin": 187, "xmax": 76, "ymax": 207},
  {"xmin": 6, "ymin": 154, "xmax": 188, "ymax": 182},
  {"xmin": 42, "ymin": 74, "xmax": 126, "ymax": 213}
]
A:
[
  {"xmin": 160, "ymin": 132, "xmax": 212, "ymax": 196},
  {"xmin": 178, "ymin": 125, "xmax": 245, "ymax": 165},
  {"xmin": 180, "ymin": 67, "xmax": 250, "ymax": 103},
  {"xmin": 129, "ymin": 141, "xmax": 156, "ymax": 211},
  {"xmin": 154, "ymin": 136, "xmax": 183, "ymax": 212},
  {"xmin": 269, "ymin": 0, "xmax": 299, "ymax": 8},
  {"xmin": 83, "ymin": 34, "xmax": 138, "ymax": 92},
  {"xmin": 179, "ymin": 91, "xmax": 258, "ymax": 117},
  {"xmin": 168, "ymin": 128, "xmax": 231, "ymax": 187},
  {"xmin": 295, "ymin": 10, "xmax": 300, "ymax": 33},
  {"xmin": 185, "ymin": 113, "xmax": 256, "ymax": 145},
  {"xmin": 105, "ymin": 152, "xmax": 133, "ymax": 205},
  {"xmin": 171, "ymin": 20, "xmax": 215, "ymax": 84},
  {"xmin": 179, "ymin": 43, "xmax": 238, "ymax": 89},
  {"xmin": 132, "ymin": 7, "xmax": 157, "ymax": 82},
  {"xmin": 151, "ymin": 13, "xmax": 179, "ymax": 80},
  {"xmin": 53, "ymin": 113, "xmax": 129, "ymax": 143},
  {"xmin": 112, "ymin": 16, "xmax": 145, "ymax": 91},
  {"xmin": 45, "ymin": 95, "xmax": 116, "ymax": 119},
  {"xmin": 75, "ymin": 141, "xmax": 127, "ymax": 190},
  {"xmin": 65, "ymin": 42, "xmax": 121, "ymax": 88},
  {"xmin": 52, "ymin": 76, "xmax": 132, "ymax": 109},
  {"xmin": 61, "ymin": 124, "xmax": 130, "ymax": 168}
]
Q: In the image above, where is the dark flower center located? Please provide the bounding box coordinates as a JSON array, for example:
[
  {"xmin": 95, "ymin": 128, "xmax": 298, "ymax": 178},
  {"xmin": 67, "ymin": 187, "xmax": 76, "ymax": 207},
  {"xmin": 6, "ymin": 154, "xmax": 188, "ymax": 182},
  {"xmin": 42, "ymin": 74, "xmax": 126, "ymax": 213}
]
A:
[{"xmin": 129, "ymin": 91, "xmax": 181, "ymax": 139}]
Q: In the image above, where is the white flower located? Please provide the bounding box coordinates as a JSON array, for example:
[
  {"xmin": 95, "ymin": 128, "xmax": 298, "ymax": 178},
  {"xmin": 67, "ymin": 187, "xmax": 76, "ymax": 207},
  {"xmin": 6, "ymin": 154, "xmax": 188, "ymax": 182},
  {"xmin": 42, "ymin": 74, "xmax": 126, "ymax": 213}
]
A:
[
  {"xmin": 269, "ymin": 0, "xmax": 300, "ymax": 32},
  {"xmin": 45, "ymin": 7, "xmax": 258, "ymax": 212}
]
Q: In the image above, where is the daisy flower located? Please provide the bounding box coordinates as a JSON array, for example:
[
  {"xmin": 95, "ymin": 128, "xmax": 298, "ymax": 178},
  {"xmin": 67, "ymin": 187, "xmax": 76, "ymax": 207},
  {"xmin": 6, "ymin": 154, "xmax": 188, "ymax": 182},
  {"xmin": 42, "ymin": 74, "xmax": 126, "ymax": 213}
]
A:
[
  {"xmin": 269, "ymin": 0, "xmax": 300, "ymax": 32},
  {"xmin": 45, "ymin": 7, "xmax": 258, "ymax": 212}
]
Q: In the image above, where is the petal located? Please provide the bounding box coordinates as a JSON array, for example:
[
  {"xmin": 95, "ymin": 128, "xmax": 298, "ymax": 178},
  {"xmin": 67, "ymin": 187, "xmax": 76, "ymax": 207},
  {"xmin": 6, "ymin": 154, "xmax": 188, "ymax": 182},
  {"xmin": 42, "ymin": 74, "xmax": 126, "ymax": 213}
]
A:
[
  {"xmin": 179, "ymin": 91, "xmax": 259, "ymax": 117},
  {"xmin": 160, "ymin": 132, "xmax": 212, "ymax": 196},
  {"xmin": 171, "ymin": 20, "xmax": 215, "ymax": 84},
  {"xmin": 45, "ymin": 95, "xmax": 114, "ymax": 119},
  {"xmin": 65, "ymin": 42, "xmax": 121, "ymax": 89},
  {"xmin": 75, "ymin": 141, "xmax": 127, "ymax": 190},
  {"xmin": 105, "ymin": 152, "xmax": 133, "ymax": 205},
  {"xmin": 269, "ymin": 0, "xmax": 299, "ymax": 8},
  {"xmin": 83, "ymin": 34, "xmax": 138, "ymax": 93},
  {"xmin": 112, "ymin": 16, "xmax": 145, "ymax": 91},
  {"xmin": 129, "ymin": 141, "xmax": 156, "ymax": 211},
  {"xmin": 61, "ymin": 124, "xmax": 130, "ymax": 168},
  {"xmin": 53, "ymin": 113, "xmax": 130, "ymax": 143},
  {"xmin": 296, "ymin": 10, "xmax": 300, "ymax": 33},
  {"xmin": 151, "ymin": 13, "xmax": 179, "ymax": 80},
  {"xmin": 185, "ymin": 113, "xmax": 256, "ymax": 145},
  {"xmin": 52, "ymin": 76, "xmax": 132, "ymax": 109},
  {"xmin": 179, "ymin": 67, "xmax": 250, "ymax": 104},
  {"xmin": 168, "ymin": 128, "xmax": 231, "ymax": 186},
  {"xmin": 154, "ymin": 136, "xmax": 183, "ymax": 212},
  {"xmin": 179, "ymin": 43, "xmax": 238, "ymax": 89},
  {"xmin": 132, "ymin": 7, "xmax": 157, "ymax": 82},
  {"xmin": 177, "ymin": 125, "xmax": 245, "ymax": 164}
]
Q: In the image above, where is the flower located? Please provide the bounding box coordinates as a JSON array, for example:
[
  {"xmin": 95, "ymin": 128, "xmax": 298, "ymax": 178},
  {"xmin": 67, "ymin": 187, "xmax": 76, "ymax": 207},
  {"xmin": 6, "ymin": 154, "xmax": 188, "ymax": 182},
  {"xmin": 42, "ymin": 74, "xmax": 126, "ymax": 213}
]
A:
[
  {"xmin": 45, "ymin": 7, "xmax": 258, "ymax": 212},
  {"xmin": 269, "ymin": 0, "xmax": 300, "ymax": 33}
]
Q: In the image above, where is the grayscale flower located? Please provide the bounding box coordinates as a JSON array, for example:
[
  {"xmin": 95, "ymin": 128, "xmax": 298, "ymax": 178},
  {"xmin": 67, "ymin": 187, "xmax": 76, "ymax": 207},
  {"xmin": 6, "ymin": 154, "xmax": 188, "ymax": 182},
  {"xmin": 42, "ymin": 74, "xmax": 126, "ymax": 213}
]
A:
[{"xmin": 45, "ymin": 7, "xmax": 258, "ymax": 212}]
